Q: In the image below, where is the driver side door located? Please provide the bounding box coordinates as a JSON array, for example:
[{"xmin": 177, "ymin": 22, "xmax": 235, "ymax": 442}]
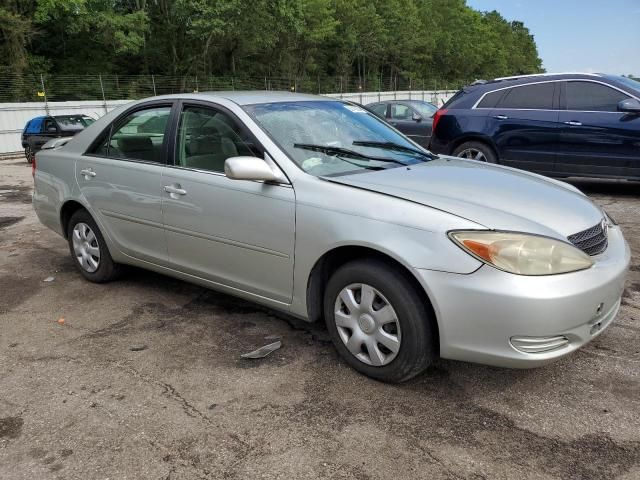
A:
[
  {"xmin": 161, "ymin": 102, "xmax": 296, "ymax": 305},
  {"xmin": 388, "ymin": 103, "xmax": 430, "ymax": 146}
]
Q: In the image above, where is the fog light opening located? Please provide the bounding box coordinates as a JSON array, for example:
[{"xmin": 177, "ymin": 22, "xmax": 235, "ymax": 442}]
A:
[{"xmin": 510, "ymin": 335, "xmax": 570, "ymax": 354}]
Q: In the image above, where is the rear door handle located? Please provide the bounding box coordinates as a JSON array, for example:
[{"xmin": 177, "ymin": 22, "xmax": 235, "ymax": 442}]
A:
[
  {"xmin": 493, "ymin": 115, "xmax": 508, "ymax": 120},
  {"xmin": 80, "ymin": 168, "xmax": 96, "ymax": 178},
  {"xmin": 164, "ymin": 185, "xmax": 187, "ymax": 196},
  {"xmin": 564, "ymin": 121, "xmax": 582, "ymax": 126}
]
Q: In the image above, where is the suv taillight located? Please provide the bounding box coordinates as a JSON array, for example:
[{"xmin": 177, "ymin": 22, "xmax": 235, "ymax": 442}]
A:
[
  {"xmin": 432, "ymin": 108, "xmax": 448, "ymax": 135},
  {"xmin": 32, "ymin": 154, "xmax": 36, "ymax": 178}
]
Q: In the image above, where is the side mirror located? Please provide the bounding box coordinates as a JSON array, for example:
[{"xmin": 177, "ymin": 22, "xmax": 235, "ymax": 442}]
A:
[
  {"xmin": 224, "ymin": 156, "xmax": 281, "ymax": 182},
  {"xmin": 618, "ymin": 98, "xmax": 640, "ymax": 113},
  {"xmin": 46, "ymin": 126, "xmax": 57, "ymax": 133},
  {"xmin": 412, "ymin": 112, "xmax": 423, "ymax": 122}
]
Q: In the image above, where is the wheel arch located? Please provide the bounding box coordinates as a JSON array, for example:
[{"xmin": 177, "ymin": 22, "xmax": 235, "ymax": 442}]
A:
[
  {"xmin": 306, "ymin": 245, "xmax": 440, "ymax": 353},
  {"xmin": 59, "ymin": 199, "xmax": 89, "ymax": 239},
  {"xmin": 449, "ymin": 135, "xmax": 499, "ymax": 161}
]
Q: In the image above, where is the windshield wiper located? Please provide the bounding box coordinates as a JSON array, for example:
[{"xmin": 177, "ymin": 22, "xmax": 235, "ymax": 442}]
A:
[
  {"xmin": 352, "ymin": 140, "xmax": 438, "ymax": 160},
  {"xmin": 293, "ymin": 143, "xmax": 407, "ymax": 165}
]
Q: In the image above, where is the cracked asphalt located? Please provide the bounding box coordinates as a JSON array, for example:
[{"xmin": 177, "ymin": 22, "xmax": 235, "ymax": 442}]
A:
[{"xmin": 1, "ymin": 157, "xmax": 639, "ymax": 479}]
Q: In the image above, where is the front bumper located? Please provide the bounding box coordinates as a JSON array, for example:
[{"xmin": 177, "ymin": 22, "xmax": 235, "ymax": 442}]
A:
[{"xmin": 417, "ymin": 226, "xmax": 630, "ymax": 368}]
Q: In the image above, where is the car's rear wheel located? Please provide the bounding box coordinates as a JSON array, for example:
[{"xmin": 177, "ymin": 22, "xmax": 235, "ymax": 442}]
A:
[
  {"xmin": 453, "ymin": 141, "xmax": 497, "ymax": 163},
  {"xmin": 324, "ymin": 259, "xmax": 435, "ymax": 383},
  {"xmin": 25, "ymin": 146, "xmax": 34, "ymax": 164},
  {"xmin": 67, "ymin": 209, "xmax": 121, "ymax": 283}
]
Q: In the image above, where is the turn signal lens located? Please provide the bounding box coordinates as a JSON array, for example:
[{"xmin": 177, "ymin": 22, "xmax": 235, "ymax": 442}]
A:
[{"xmin": 449, "ymin": 231, "xmax": 594, "ymax": 275}]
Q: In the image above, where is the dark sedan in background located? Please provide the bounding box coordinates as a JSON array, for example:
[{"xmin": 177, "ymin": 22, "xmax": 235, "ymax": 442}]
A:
[
  {"xmin": 367, "ymin": 100, "xmax": 437, "ymax": 147},
  {"xmin": 428, "ymin": 73, "xmax": 640, "ymax": 180},
  {"xmin": 22, "ymin": 114, "xmax": 95, "ymax": 163}
]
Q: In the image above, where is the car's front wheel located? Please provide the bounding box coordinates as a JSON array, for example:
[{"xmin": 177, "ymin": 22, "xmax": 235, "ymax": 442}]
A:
[
  {"xmin": 452, "ymin": 141, "xmax": 497, "ymax": 163},
  {"xmin": 24, "ymin": 146, "xmax": 34, "ymax": 164},
  {"xmin": 67, "ymin": 209, "xmax": 121, "ymax": 283},
  {"xmin": 324, "ymin": 259, "xmax": 436, "ymax": 383}
]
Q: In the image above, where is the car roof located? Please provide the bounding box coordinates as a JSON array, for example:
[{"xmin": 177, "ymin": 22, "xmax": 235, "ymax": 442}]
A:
[
  {"xmin": 148, "ymin": 90, "xmax": 334, "ymax": 106},
  {"xmin": 368, "ymin": 99, "xmax": 434, "ymax": 105},
  {"xmin": 466, "ymin": 73, "xmax": 605, "ymax": 92}
]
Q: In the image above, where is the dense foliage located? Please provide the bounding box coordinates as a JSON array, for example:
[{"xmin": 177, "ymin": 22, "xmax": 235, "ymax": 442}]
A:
[{"xmin": 1, "ymin": 0, "xmax": 543, "ymax": 87}]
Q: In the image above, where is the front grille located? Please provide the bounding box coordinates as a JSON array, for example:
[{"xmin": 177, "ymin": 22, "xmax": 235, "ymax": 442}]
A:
[{"xmin": 568, "ymin": 220, "xmax": 608, "ymax": 256}]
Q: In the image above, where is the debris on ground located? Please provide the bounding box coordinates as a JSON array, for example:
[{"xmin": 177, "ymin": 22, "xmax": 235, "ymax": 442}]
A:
[
  {"xmin": 43, "ymin": 276, "xmax": 55, "ymax": 282},
  {"xmin": 240, "ymin": 341, "xmax": 282, "ymax": 359},
  {"xmin": 56, "ymin": 318, "xmax": 65, "ymax": 325},
  {"xmin": 130, "ymin": 345, "xmax": 148, "ymax": 352},
  {"xmin": 264, "ymin": 334, "xmax": 282, "ymax": 341}
]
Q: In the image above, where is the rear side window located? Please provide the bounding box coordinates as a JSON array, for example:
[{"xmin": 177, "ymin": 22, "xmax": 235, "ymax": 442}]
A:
[
  {"xmin": 476, "ymin": 90, "xmax": 505, "ymax": 108},
  {"xmin": 369, "ymin": 103, "xmax": 387, "ymax": 118},
  {"xmin": 92, "ymin": 106, "xmax": 171, "ymax": 163},
  {"xmin": 497, "ymin": 83, "xmax": 555, "ymax": 110},
  {"xmin": 566, "ymin": 81, "xmax": 630, "ymax": 112}
]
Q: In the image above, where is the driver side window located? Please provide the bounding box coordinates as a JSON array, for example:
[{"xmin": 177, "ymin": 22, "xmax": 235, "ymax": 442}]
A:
[
  {"xmin": 390, "ymin": 104, "xmax": 412, "ymax": 120},
  {"xmin": 176, "ymin": 106, "xmax": 261, "ymax": 173}
]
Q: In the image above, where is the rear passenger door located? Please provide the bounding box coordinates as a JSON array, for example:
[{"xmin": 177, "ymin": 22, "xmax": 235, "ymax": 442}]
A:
[
  {"xmin": 557, "ymin": 80, "xmax": 640, "ymax": 178},
  {"xmin": 485, "ymin": 81, "xmax": 559, "ymax": 174},
  {"xmin": 77, "ymin": 102, "xmax": 174, "ymax": 265},
  {"xmin": 161, "ymin": 102, "xmax": 295, "ymax": 304}
]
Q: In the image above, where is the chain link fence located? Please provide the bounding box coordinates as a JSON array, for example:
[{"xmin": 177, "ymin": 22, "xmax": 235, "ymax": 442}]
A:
[{"xmin": 0, "ymin": 71, "xmax": 470, "ymax": 103}]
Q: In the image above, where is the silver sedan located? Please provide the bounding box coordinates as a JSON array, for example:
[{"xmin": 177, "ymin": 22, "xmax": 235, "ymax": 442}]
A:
[{"xmin": 32, "ymin": 92, "xmax": 630, "ymax": 382}]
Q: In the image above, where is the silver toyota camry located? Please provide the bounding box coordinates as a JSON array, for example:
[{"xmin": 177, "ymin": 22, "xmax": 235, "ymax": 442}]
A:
[{"xmin": 32, "ymin": 92, "xmax": 630, "ymax": 382}]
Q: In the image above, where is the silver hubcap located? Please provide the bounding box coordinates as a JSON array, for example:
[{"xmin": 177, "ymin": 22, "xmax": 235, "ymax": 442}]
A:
[
  {"xmin": 334, "ymin": 283, "xmax": 401, "ymax": 366},
  {"xmin": 72, "ymin": 223, "xmax": 100, "ymax": 273},
  {"xmin": 458, "ymin": 148, "xmax": 487, "ymax": 162}
]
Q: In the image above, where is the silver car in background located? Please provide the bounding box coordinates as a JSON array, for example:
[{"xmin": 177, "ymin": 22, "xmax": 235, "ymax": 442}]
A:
[{"xmin": 32, "ymin": 92, "xmax": 630, "ymax": 382}]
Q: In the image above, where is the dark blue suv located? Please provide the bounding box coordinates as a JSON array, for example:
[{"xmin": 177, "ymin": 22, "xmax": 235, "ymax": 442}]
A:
[{"xmin": 429, "ymin": 73, "xmax": 640, "ymax": 180}]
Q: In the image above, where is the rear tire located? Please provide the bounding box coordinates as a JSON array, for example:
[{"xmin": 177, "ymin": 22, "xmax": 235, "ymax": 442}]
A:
[
  {"xmin": 324, "ymin": 259, "xmax": 435, "ymax": 383},
  {"xmin": 452, "ymin": 141, "xmax": 497, "ymax": 163},
  {"xmin": 67, "ymin": 209, "xmax": 121, "ymax": 283}
]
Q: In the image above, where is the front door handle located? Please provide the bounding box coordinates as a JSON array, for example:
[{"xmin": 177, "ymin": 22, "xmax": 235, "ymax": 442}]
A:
[
  {"xmin": 164, "ymin": 185, "xmax": 187, "ymax": 196},
  {"xmin": 80, "ymin": 168, "xmax": 96, "ymax": 178},
  {"xmin": 493, "ymin": 115, "xmax": 509, "ymax": 120},
  {"xmin": 564, "ymin": 121, "xmax": 582, "ymax": 126}
]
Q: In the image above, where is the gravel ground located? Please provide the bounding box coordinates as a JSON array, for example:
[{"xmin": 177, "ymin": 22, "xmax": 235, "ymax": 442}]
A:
[{"xmin": 1, "ymin": 157, "xmax": 639, "ymax": 480}]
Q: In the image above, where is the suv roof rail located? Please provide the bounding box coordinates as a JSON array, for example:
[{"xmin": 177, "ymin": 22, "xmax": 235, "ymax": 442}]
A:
[
  {"xmin": 493, "ymin": 72, "xmax": 602, "ymax": 81},
  {"xmin": 470, "ymin": 79, "xmax": 488, "ymax": 86}
]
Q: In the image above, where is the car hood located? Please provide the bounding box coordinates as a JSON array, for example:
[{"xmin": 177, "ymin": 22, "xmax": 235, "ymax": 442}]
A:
[{"xmin": 327, "ymin": 157, "xmax": 604, "ymax": 239}]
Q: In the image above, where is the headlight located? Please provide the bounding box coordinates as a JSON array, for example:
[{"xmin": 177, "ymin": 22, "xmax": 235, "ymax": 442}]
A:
[{"xmin": 449, "ymin": 231, "xmax": 594, "ymax": 276}]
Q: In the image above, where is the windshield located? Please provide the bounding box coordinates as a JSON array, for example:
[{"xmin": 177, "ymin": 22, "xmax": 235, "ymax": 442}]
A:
[
  {"xmin": 54, "ymin": 115, "xmax": 94, "ymax": 128},
  {"xmin": 410, "ymin": 101, "xmax": 438, "ymax": 117},
  {"xmin": 612, "ymin": 75, "xmax": 640, "ymax": 94},
  {"xmin": 245, "ymin": 101, "xmax": 432, "ymax": 176}
]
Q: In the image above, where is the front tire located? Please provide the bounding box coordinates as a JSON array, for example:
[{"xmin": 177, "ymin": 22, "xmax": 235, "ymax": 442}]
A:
[
  {"xmin": 67, "ymin": 209, "xmax": 121, "ymax": 283},
  {"xmin": 25, "ymin": 146, "xmax": 34, "ymax": 164},
  {"xmin": 324, "ymin": 259, "xmax": 436, "ymax": 383},
  {"xmin": 452, "ymin": 141, "xmax": 497, "ymax": 163}
]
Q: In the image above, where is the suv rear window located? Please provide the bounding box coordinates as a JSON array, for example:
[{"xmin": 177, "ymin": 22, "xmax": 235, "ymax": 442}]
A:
[
  {"xmin": 566, "ymin": 81, "xmax": 630, "ymax": 112},
  {"xmin": 497, "ymin": 83, "xmax": 555, "ymax": 110}
]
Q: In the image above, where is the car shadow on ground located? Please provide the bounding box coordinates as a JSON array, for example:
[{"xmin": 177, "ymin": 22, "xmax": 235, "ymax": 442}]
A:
[{"xmin": 565, "ymin": 178, "xmax": 640, "ymax": 196}]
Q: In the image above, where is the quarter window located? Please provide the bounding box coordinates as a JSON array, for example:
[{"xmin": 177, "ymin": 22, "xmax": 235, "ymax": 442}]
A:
[
  {"xmin": 176, "ymin": 106, "xmax": 261, "ymax": 173},
  {"xmin": 476, "ymin": 90, "xmax": 505, "ymax": 108},
  {"xmin": 93, "ymin": 106, "xmax": 171, "ymax": 162},
  {"xmin": 566, "ymin": 81, "xmax": 630, "ymax": 112},
  {"xmin": 497, "ymin": 83, "xmax": 555, "ymax": 110}
]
